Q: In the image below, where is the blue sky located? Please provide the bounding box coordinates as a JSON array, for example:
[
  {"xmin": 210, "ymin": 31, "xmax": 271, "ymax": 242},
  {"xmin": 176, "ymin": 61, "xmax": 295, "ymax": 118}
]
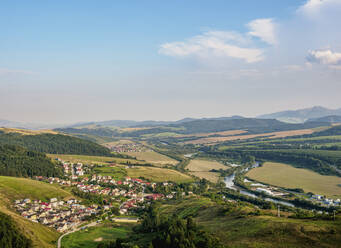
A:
[{"xmin": 1, "ymin": 0, "xmax": 341, "ymax": 123}]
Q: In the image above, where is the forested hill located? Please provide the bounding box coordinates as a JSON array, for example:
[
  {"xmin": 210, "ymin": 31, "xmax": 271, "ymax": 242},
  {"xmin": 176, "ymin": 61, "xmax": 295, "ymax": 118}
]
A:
[
  {"xmin": 0, "ymin": 212, "xmax": 32, "ymax": 248},
  {"xmin": 0, "ymin": 131, "xmax": 112, "ymax": 156},
  {"xmin": 0, "ymin": 145, "xmax": 62, "ymax": 177}
]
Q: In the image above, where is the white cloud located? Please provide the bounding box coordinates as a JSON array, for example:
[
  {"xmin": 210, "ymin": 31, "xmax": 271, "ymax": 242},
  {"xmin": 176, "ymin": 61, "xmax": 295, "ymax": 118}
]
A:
[
  {"xmin": 306, "ymin": 49, "xmax": 341, "ymax": 65},
  {"xmin": 298, "ymin": 0, "xmax": 341, "ymax": 15},
  {"xmin": 247, "ymin": 18, "xmax": 277, "ymax": 45},
  {"xmin": 159, "ymin": 31, "xmax": 264, "ymax": 63},
  {"xmin": 159, "ymin": 18, "xmax": 279, "ymax": 64}
]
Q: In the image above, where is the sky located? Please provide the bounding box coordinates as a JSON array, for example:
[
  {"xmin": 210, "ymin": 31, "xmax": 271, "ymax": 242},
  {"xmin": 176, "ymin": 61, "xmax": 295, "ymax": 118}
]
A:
[{"xmin": 1, "ymin": 0, "xmax": 341, "ymax": 124}]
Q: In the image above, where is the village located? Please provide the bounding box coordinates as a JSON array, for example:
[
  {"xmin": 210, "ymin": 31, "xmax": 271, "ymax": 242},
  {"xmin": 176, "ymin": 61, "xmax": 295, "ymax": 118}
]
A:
[
  {"xmin": 14, "ymin": 198, "xmax": 102, "ymax": 232},
  {"xmin": 21, "ymin": 159, "xmax": 185, "ymax": 232}
]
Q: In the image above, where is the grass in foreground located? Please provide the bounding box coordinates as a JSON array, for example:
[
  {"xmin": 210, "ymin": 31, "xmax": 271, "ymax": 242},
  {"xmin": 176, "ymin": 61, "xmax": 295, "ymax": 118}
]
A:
[
  {"xmin": 127, "ymin": 166, "xmax": 194, "ymax": 183},
  {"xmin": 61, "ymin": 223, "xmax": 133, "ymax": 248},
  {"xmin": 246, "ymin": 162, "xmax": 341, "ymax": 198},
  {"xmin": 160, "ymin": 197, "xmax": 341, "ymax": 248}
]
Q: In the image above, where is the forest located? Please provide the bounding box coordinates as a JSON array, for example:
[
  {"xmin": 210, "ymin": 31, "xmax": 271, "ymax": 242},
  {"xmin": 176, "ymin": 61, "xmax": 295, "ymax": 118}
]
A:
[
  {"xmin": 0, "ymin": 144, "xmax": 62, "ymax": 177},
  {"xmin": 0, "ymin": 212, "xmax": 32, "ymax": 248},
  {"xmin": 0, "ymin": 132, "xmax": 113, "ymax": 156}
]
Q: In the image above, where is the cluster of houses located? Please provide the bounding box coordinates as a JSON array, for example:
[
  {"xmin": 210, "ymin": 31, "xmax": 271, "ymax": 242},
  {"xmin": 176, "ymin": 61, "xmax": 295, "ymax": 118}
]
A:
[
  {"xmin": 311, "ymin": 194, "xmax": 341, "ymax": 207},
  {"xmin": 13, "ymin": 198, "xmax": 108, "ymax": 232},
  {"xmin": 106, "ymin": 143, "xmax": 143, "ymax": 153}
]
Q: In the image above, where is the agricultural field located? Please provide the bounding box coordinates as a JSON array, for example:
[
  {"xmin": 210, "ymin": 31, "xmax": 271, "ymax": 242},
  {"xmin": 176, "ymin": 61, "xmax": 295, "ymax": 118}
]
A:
[
  {"xmin": 62, "ymin": 223, "xmax": 133, "ymax": 248},
  {"xmin": 125, "ymin": 150, "xmax": 178, "ymax": 166},
  {"xmin": 0, "ymin": 127, "xmax": 58, "ymax": 135},
  {"xmin": 246, "ymin": 162, "xmax": 341, "ymax": 198},
  {"xmin": 185, "ymin": 159, "xmax": 228, "ymax": 183},
  {"xmin": 186, "ymin": 159, "xmax": 228, "ymax": 172},
  {"xmin": 186, "ymin": 128, "xmax": 317, "ymax": 145},
  {"xmin": 47, "ymin": 154, "xmax": 143, "ymax": 165},
  {"xmin": 188, "ymin": 171, "xmax": 220, "ymax": 183},
  {"xmin": 126, "ymin": 166, "xmax": 193, "ymax": 183}
]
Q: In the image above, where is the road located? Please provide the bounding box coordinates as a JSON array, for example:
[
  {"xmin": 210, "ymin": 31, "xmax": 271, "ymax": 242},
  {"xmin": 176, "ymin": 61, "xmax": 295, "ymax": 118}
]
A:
[{"xmin": 57, "ymin": 221, "xmax": 98, "ymax": 248}]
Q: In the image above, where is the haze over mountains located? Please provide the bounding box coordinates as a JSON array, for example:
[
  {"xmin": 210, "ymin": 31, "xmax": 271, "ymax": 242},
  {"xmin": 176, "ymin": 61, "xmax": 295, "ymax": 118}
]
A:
[
  {"xmin": 258, "ymin": 106, "xmax": 341, "ymax": 124},
  {"xmin": 1, "ymin": 106, "xmax": 341, "ymax": 130}
]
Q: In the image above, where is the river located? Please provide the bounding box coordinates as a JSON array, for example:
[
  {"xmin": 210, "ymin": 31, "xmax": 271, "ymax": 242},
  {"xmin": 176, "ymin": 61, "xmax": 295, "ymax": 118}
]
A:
[{"xmin": 224, "ymin": 163, "xmax": 295, "ymax": 207}]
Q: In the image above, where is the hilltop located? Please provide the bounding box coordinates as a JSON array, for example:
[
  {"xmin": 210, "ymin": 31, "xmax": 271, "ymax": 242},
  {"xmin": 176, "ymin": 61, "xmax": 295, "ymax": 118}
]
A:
[{"xmin": 258, "ymin": 106, "xmax": 341, "ymax": 123}]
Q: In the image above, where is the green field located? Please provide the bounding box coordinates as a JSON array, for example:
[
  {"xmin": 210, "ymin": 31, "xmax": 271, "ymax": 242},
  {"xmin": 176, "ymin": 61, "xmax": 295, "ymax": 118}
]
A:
[
  {"xmin": 47, "ymin": 154, "xmax": 143, "ymax": 165},
  {"xmin": 125, "ymin": 150, "xmax": 178, "ymax": 166},
  {"xmin": 127, "ymin": 166, "xmax": 194, "ymax": 183},
  {"xmin": 0, "ymin": 176, "xmax": 73, "ymax": 202},
  {"xmin": 246, "ymin": 162, "xmax": 341, "ymax": 197},
  {"xmin": 93, "ymin": 165, "xmax": 127, "ymax": 180},
  {"xmin": 0, "ymin": 176, "xmax": 76, "ymax": 248},
  {"xmin": 62, "ymin": 223, "xmax": 132, "ymax": 248}
]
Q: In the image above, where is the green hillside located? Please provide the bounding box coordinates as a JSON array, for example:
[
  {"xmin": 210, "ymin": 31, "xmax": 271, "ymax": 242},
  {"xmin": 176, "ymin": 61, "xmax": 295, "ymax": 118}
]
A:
[
  {"xmin": 0, "ymin": 145, "xmax": 62, "ymax": 177},
  {"xmin": 0, "ymin": 176, "xmax": 75, "ymax": 248},
  {"xmin": 0, "ymin": 131, "xmax": 113, "ymax": 156}
]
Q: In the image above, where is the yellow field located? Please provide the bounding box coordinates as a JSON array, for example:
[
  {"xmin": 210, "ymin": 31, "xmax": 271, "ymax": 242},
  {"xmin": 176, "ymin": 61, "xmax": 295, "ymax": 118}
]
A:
[
  {"xmin": 47, "ymin": 154, "xmax": 143, "ymax": 165},
  {"xmin": 125, "ymin": 150, "xmax": 178, "ymax": 166},
  {"xmin": 185, "ymin": 159, "xmax": 227, "ymax": 183},
  {"xmin": 127, "ymin": 166, "xmax": 193, "ymax": 183},
  {"xmin": 186, "ymin": 159, "xmax": 227, "ymax": 172},
  {"xmin": 186, "ymin": 129, "xmax": 316, "ymax": 145},
  {"xmin": 188, "ymin": 171, "xmax": 220, "ymax": 183},
  {"xmin": 246, "ymin": 162, "xmax": 341, "ymax": 198},
  {"xmin": 0, "ymin": 127, "xmax": 58, "ymax": 135}
]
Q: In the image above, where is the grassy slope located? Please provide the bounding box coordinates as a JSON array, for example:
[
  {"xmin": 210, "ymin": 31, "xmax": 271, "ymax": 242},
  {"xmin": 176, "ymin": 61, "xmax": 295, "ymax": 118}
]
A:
[
  {"xmin": 160, "ymin": 197, "xmax": 341, "ymax": 248},
  {"xmin": 62, "ymin": 223, "xmax": 133, "ymax": 248},
  {"xmin": 47, "ymin": 154, "xmax": 143, "ymax": 165},
  {"xmin": 246, "ymin": 162, "xmax": 341, "ymax": 198},
  {"xmin": 127, "ymin": 166, "xmax": 194, "ymax": 183},
  {"xmin": 124, "ymin": 150, "xmax": 178, "ymax": 166},
  {"xmin": 0, "ymin": 176, "xmax": 75, "ymax": 248}
]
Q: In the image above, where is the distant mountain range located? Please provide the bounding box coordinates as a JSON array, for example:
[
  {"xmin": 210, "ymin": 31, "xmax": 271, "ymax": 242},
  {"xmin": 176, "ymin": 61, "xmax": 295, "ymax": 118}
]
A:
[
  {"xmin": 2, "ymin": 106, "xmax": 341, "ymax": 130},
  {"xmin": 258, "ymin": 106, "xmax": 341, "ymax": 123}
]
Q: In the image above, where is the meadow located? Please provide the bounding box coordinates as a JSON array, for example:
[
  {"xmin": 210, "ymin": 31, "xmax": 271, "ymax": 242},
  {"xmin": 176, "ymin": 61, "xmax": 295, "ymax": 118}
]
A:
[
  {"xmin": 0, "ymin": 176, "xmax": 73, "ymax": 202},
  {"xmin": 93, "ymin": 165, "xmax": 127, "ymax": 180},
  {"xmin": 61, "ymin": 223, "xmax": 133, "ymax": 248},
  {"xmin": 185, "ymin": 159, "xmax": 228, "ymax": 183},
  {"xmin": 159, "ymin": 197, "xmax": 341, "ymax": 248},
  {"xmin": 47, "ymin": 154, "xmax": 143, "ymax": 165},
  {"xmin": 246, "ymin": 162, "xmax": 341, "ymax": 197},
  {"xmin": 0, "ymin": 176, "xmax": 75, "ymax": 248},
  {"xmin": 125, "ymin": 150, "xmax": 178, "ymax": 166},
  {"xmin": 126, "ymin": 166, "xmax": 193, "ymax": 183}
]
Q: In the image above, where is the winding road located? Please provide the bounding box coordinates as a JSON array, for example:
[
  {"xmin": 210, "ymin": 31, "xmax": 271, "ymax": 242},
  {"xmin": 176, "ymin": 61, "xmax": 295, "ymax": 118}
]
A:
[{"xmin": 57, "ymin": 221, "xmax": 98, "ymax": 248}]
